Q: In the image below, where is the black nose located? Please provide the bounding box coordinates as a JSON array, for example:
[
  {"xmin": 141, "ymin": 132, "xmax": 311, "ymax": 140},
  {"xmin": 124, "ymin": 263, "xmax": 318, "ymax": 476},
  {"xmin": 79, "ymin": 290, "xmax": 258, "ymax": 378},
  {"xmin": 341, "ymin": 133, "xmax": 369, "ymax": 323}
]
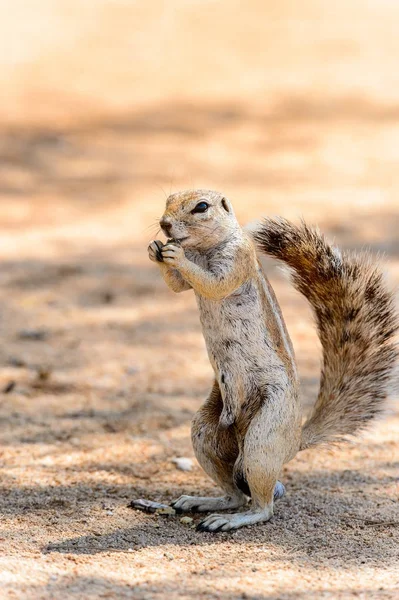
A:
[{"xmin": 160, "ymin": 219, "xmax": 172, "ymax": 236}]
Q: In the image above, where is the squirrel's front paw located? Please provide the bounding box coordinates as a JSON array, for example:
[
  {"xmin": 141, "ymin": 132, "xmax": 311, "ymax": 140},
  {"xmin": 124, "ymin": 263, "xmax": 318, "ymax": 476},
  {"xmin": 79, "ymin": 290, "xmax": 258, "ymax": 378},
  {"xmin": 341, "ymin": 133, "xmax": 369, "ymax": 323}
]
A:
[
  {"xmin": 148, "ymin": 240, "xmax": 164, "ymax": 263},
  {"xmin": 161, "ymin": 242, "xmax": 186, "ymax": 268}
]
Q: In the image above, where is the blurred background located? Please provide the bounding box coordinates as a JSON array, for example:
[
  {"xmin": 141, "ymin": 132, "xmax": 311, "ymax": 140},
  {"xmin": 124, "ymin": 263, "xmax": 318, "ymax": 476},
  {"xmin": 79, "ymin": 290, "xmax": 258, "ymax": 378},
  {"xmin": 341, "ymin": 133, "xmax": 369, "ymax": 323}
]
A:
[{"xmin": 1, "ymin": 1, "xmax": 398, "ymax": 598}]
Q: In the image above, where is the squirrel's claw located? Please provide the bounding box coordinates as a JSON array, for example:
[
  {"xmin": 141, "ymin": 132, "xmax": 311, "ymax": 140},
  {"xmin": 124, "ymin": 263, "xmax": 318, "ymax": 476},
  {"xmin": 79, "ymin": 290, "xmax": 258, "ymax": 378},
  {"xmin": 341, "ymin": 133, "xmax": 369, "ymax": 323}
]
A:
[{"xmin": 148, "ymin": 240, "xmax": 164, "ymax": 262}]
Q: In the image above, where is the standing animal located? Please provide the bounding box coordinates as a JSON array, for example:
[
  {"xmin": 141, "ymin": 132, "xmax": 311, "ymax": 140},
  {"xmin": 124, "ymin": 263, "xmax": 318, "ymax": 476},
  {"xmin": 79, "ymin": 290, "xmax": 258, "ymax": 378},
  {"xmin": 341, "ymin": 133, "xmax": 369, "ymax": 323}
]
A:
[{"xmin": 147, "ymin": 189, "xmax": 397, "ymax": 532}]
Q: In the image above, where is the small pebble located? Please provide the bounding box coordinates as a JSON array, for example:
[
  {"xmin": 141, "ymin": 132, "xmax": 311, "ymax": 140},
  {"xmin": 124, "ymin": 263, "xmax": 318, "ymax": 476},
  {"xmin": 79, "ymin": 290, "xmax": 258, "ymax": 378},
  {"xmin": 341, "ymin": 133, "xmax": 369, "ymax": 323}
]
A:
[
  {"xmin": 102, "ymin": 291, "xmax": 114, "ymax": 304},
  {"xmin": 172, "ymin": 457, "xmax": 193, "ymax": 472},
  {"xmin": 156, "ymin": 506, "xmax": 176, "ymax": 516},
  {"xmin": 36, "ymin": 366, "xmax": 52, "ymax": 381},
  {"xmin": 8, "ymin": 357, "xmax": 26, "ymax": 368},
  {"xmin": 126, "ymin": 366, "xmax": 140, "ymax": 375},
  {"xmin": 180, "ymin": 516, "xmax": 193, "ymax": 525},
  {"xmin": 3, "ymin": 381, "xmax": 16, "ymax": 394},
  {"xmin": 18, "ymin": 328, "xmax": 48, "ymax": 341}
]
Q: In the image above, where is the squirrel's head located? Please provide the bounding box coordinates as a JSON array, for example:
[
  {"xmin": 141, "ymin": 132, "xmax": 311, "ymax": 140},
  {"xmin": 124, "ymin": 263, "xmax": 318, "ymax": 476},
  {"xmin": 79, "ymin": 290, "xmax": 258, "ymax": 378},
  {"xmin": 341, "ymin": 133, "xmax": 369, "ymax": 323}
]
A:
[{"xmin": 159, "ymin": 189, "xmax": 239, "ymax": 250}]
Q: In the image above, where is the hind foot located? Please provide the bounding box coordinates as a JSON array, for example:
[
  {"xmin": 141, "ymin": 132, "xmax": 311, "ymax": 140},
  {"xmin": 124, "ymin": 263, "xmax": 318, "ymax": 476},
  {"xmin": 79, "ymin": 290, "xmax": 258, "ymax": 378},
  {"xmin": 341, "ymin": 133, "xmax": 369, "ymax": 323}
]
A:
[
  {"xmin": 172, "ymin": 481, "xmax": 285, "ymax": 513},
  {"xmin": 197, "ymin": 506, "xmax": 273, "ymax": 532},
  {"xmin": 171, "ymin": 493, "xmax": 248, "ymax": 513}
]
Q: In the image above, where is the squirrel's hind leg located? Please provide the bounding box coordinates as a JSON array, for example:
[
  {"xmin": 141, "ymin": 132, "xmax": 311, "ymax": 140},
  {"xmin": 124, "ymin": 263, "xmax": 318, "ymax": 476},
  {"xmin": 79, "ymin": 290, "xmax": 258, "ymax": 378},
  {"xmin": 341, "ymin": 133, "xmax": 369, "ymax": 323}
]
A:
[
  {"xmin": 196, "ymin": 391, "xmax": 296, "ymax": 532},
  {"xmin": 196, "ymin": 462, "xmax": 278, "ymax": 532},
  {"xmin": 172, "ymin": 382, "xmax": 248, "ymax": 513}
]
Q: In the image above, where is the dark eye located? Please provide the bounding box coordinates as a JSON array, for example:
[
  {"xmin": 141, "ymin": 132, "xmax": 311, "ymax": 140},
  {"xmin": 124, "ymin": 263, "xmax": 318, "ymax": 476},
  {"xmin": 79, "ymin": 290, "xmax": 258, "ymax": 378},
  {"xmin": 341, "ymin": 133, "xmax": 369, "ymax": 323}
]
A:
[{"xmin": 191, "ymin": 201, "xmax": 209, "ymax": 214}]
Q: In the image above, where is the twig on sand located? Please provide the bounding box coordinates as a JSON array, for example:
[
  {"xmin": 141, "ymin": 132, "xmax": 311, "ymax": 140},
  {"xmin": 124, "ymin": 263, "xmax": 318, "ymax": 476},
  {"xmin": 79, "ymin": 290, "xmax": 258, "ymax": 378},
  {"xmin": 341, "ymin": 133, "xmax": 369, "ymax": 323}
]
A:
[{"xmin": 344, "ymin": 516, "xmax": 399, "ymax": 527}]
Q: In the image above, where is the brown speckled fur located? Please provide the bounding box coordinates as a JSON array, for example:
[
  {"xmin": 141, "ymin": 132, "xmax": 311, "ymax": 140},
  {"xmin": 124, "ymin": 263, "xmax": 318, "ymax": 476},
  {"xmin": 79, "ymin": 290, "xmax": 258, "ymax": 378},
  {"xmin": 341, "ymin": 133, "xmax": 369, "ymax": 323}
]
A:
[
  {"xmin": 147, "ymin": 191, "xmax": 398, "ymax": 532},
  {"xmin": 253, "ymin": 218, "xmax": 398, "ymax": 450}
]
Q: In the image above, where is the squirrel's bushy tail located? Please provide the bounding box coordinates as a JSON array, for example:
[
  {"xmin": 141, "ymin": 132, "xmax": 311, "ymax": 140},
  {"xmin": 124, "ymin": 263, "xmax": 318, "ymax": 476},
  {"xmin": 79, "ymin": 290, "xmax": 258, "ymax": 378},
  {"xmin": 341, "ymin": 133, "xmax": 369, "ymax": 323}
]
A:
[{"xmin": 253, "ymin": 218, "xmax": 398, "ymax": 450}]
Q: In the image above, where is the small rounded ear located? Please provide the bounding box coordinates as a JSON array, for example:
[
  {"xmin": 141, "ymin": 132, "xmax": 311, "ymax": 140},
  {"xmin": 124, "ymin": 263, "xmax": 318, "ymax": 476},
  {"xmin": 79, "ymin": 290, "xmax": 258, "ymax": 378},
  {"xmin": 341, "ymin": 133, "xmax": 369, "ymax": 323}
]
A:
[{"xmin": 221, "ymin": 198, "xmax": 230, "ymax": 212}]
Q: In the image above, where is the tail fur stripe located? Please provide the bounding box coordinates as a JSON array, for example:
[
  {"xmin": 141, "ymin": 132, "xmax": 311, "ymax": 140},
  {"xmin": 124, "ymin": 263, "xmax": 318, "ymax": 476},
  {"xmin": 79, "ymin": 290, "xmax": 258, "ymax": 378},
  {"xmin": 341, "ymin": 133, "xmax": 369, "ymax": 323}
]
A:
[{"xmin": 253, "ymin": 218, "xmax": 398, "ymax": 450}]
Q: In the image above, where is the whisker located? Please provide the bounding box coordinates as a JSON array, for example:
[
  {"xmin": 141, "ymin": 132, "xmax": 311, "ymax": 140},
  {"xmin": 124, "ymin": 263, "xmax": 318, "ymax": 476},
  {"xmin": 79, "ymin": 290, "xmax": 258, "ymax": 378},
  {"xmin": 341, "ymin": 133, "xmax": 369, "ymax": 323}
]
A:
[
  {"xmin": 154, "ymin": 184, "xmax": 168, "ymax": 199},
  {"xmin": 168, "ymin": 172, "xmax": 176, "ymax": 196},
  {"xmin": 144, "ymin": 222, "xmax": 161, "ymax": 232}
]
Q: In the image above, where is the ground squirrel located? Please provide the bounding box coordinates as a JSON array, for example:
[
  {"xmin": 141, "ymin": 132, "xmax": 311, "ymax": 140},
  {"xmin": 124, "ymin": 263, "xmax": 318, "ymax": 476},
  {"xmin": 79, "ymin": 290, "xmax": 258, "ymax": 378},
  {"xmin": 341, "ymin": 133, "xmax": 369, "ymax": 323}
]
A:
[{"xmin": 147, "ymin": 189, "xmax": 397, "ymax": 532}]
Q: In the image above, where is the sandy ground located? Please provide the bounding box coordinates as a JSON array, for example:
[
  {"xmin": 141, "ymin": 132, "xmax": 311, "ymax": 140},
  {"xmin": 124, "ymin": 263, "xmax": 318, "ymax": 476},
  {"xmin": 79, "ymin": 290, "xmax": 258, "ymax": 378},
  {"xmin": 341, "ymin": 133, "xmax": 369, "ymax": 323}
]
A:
[{"xmin": 0, "ymin": 1, "xmax": 398, "ymax": 598}]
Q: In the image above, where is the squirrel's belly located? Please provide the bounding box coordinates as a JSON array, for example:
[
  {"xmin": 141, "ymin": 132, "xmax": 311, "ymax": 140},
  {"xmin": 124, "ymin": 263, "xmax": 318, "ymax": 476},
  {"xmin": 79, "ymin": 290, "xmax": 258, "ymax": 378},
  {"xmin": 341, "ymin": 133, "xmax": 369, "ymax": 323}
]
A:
[
  {"xmin": 196, "ymin": 276, "xmax": 297, "ymax": 382},
  {"xmin": 196, "ymin": 281, "xmax": 289, "ymax": 386},
  {"xmin": 198, "ymin": 308, "xmax": 279, "ymax": 377}
]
